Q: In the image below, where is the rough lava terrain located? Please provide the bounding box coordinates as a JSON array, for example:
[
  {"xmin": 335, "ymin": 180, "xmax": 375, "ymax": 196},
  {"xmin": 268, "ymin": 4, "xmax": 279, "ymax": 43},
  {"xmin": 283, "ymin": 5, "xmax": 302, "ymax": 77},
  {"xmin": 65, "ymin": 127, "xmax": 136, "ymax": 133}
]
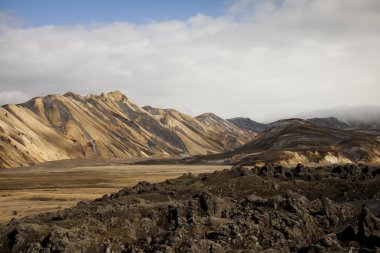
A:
[{"xmin": 0, "ymin": 163, "xmax": 379, "ymax": 253}]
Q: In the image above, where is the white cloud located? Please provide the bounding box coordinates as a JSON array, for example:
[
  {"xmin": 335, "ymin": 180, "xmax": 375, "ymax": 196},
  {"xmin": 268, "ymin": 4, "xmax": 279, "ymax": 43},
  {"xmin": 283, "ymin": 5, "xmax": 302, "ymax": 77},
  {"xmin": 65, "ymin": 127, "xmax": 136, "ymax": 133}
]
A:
[
  {"xmin": 0, "ymin": 90, "xmax": 30, "ymax": 104},
  {"xmin": 0, "ymin": 11, "xmax": 22, "ymax": 31},
  {"xmin": 0, "ymin": 0, "xmax": 379, "ymax": 122}
]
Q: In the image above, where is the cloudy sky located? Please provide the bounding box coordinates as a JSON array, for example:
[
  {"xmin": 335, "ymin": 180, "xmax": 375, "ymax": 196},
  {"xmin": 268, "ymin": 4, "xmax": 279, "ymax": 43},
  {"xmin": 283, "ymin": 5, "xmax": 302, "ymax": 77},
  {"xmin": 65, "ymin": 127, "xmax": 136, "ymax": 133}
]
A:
[{"xmin": 0, "ymin": 0, "xmax": 379, "ymax": 122}]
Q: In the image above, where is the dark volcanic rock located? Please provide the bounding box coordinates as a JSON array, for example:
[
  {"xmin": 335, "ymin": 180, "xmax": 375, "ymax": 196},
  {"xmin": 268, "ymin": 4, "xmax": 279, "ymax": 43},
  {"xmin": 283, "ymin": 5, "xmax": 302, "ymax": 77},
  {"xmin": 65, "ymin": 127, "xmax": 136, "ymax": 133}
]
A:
[
  {"xmin": 358, "ymin": 205, "xmax": 380, "ymax": 249},
  {"xmin": 0, "ymin": 164, "xmax": 379, "ymax": 253}
]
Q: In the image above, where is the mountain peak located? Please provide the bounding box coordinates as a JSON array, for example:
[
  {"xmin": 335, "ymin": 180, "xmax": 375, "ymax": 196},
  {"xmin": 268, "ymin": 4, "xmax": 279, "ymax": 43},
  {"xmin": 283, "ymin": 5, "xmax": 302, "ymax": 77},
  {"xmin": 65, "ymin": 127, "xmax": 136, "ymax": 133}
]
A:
[
  {"xmin": 196, "ymin": 112, "xmax": 220, "ymax": 120},
  {"xmin": 100, "ymin": 90, "xmax": 128, "ymax": 101},
  {"xmin": 64, "ymin": 91, "xmax": 80, "ymax": 97},
  {"xmin": 63, "ymin": 91, "xmax": 85, "ymax": 101}
]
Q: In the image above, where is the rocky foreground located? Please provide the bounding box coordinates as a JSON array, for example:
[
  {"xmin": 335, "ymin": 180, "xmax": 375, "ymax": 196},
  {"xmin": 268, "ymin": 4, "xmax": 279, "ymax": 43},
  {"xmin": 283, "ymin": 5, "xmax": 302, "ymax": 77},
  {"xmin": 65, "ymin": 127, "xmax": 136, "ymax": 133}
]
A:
[{"xmin": 0, "ymin": 164, "xmax": 379, "ymax": 253}]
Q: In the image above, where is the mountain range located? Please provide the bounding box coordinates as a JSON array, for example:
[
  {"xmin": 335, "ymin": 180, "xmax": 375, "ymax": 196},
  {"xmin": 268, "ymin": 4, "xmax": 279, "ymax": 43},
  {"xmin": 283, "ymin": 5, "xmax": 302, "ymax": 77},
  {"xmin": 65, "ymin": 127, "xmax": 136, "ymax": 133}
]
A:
[
  {"xmin": 1, "ymin": 91, "xmax": 379, "ymax": 168},
  {"xmin": 0, "ymin": 91, "xmax": 255, "ymax": 168}
]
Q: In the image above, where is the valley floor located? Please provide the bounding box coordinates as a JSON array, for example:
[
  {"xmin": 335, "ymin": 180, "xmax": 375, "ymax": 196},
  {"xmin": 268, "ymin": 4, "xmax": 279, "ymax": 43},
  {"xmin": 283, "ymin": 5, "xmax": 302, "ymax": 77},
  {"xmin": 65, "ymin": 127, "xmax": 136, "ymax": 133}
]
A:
[{"xmin": 0, "ymin": 159, "xmax": 228, "ymax": 224}]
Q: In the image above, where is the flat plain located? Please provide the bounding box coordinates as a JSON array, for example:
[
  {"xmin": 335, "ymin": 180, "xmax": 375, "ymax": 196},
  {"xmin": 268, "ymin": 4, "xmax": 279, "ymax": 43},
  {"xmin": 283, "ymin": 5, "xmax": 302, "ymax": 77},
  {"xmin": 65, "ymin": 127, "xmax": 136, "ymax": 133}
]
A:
[{"xmin": 0, "ymin": 158, "xmax": 228, "ymax": 224}]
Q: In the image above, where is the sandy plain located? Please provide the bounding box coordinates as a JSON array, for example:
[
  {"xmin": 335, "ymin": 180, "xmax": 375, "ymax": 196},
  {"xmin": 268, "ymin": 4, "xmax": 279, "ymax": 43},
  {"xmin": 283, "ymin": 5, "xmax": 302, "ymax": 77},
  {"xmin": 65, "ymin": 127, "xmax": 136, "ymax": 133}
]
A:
[{"xmin": 0, "ymin": 158, "xmax": 228, "ymax": 224}]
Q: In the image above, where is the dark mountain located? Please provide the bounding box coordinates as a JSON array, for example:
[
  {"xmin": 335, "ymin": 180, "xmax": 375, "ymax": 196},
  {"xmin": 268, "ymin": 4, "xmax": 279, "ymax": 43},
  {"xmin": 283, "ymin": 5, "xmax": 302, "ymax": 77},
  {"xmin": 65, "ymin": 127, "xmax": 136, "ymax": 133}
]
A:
[
  {"xmin": 268, "ymin": 117, "xmax": 350, "ymax": 130},
  {"xmin": 227, "ymin": 117, "xmax": 269, "ymax": 132},
  {"xmin": 308, "ymin": 117, "xmax": 350, "ymax": 129}
]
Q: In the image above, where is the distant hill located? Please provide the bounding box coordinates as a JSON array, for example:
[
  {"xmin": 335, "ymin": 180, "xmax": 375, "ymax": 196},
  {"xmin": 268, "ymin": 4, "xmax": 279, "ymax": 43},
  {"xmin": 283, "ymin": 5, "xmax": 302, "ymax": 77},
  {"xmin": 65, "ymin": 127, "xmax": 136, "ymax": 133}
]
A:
[
  {"xmin": 187, "ymin": 119, "xmax": 380, "ymax": 165},
  {"xmin": 229, "ymin": 116, "xmax": 369, "ymax": 132},
  {"xmin": 268, "ymin": 117, "xmax": 351, "ymax": 130},
  {"xmin": 0, "ymin": 91, "xmax": 255, "ymax": 168}
]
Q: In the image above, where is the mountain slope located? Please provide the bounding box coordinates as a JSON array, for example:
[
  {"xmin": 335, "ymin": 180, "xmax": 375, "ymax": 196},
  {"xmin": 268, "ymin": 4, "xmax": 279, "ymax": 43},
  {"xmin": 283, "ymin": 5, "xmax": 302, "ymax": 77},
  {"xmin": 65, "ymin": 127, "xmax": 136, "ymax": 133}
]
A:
[
  {"xmin": 195, "ymin": 113, "xmax": 254, "ymax": 149},
  {"xmin": 0, "ymin": 91, "xmax": 255, "ymax": 168},
  {"xmin": 188, "ymin": 119, "xmax": 380, "ymax": 165},
  {"xmin": 143, "ymin": 107, "xmax": 255, "ymax": 155},
  {"xmin": 0, "ymin": 105, "xmax": 79, "ymax": 168}
]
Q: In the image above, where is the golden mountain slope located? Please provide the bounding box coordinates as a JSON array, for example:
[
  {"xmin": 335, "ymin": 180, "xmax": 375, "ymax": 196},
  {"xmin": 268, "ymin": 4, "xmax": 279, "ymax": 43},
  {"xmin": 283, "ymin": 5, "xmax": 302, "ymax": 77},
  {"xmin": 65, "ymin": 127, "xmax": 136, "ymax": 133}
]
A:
[
  {"xmin": 0, "ymin": 91, "xmax": 255, "ymax": 168},
  {"xmin": 0, "ymin": 105, "xmax": 79, "ymax": 168}
]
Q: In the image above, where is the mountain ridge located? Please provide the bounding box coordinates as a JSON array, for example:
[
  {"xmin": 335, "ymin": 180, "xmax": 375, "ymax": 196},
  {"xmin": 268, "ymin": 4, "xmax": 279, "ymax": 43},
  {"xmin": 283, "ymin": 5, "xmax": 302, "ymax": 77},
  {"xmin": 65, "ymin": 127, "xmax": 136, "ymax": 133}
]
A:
[{"xmin": 1, "ymin": 91, "xmax": 380, "ymax": 168}]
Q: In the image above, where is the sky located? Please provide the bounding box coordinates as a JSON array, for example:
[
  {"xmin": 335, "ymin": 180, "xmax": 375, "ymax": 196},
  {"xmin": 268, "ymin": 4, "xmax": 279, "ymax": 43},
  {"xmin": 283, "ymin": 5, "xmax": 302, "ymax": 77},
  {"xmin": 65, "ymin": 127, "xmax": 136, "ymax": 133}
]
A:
[{"xmin": 0, "ymin": 0, "xmax": 379, "ymax": 122}]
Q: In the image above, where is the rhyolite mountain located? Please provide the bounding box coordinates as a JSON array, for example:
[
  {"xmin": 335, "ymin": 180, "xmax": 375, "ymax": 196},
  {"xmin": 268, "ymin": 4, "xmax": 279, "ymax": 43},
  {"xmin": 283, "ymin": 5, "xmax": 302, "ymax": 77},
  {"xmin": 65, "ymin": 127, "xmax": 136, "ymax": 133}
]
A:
[{"xmin": 0, "ymin": 91, "xmax": 256, "ymax": 168}]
